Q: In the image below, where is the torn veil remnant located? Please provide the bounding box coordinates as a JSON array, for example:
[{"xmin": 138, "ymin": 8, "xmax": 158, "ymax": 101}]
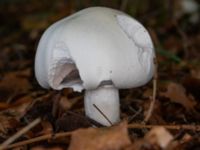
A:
[{"xmin": 35, "ymin": 7, "xmax": 155, "ymax": 126}]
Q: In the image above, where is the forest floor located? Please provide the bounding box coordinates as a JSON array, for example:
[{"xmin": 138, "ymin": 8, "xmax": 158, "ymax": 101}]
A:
[{"xmin": 0, "ymin": 0, "xmax": 200, "ymax": 149}]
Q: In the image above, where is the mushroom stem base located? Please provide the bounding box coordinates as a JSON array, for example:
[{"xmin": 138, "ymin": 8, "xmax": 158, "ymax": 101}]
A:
[{"xmin": 84, "ymin": 85, "xmax": 120, "ymax": 126}]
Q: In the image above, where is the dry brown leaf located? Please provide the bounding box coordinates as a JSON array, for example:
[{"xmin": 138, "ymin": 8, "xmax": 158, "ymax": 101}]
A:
[
  {"xmin": 59, "ymin": 96, "xmax": 73, "ymax": 111},
  {"xmin": 10, "ymin": 95, "xmax": 33, "ymax": 118},
  {"xmin": 0, "ymin": 102, "xmax": 10, "ymax": 110},
  {"xmin": 166, "ymin": 133, "xmax": 193, "ymax": 150},
  {"xmin": 145, "ymin": 127, "xmax": 173, "ymax": 149},
  {"xmin": 0, "ymin": 70, "xmax": 32, "ymax": 101},
  {"xmin": 68, "ymin": 122, "xmax": 131, "ymax": 150},
  {"xmin": 0, "ymin": 96, "xmax": 33, "ymax": 136},
  {"xmin": 31, "ymin": 146, "xmax": 64, "ymax": 150},
  {"xmin": 160, "ymin": 82, "xmax": 196, "ymax": 111},
  {"xmin": 183, "ymin": 76, "xmax": 200, "ymax": 100},
  {"xmin": 125, "ymin": 127, "xmax": 173, "ymax": 150},
  {"xmin": 191, "ymin": 69, "xmax": 200, "ymax": 79},
  {"xmin": 143, "ymin": 88, "xmax": 153, "ymax": 98},
  {"xmin": 37, "ymin": 121, "xmax": 53, "ymax": 136},
  {"xmin": 0, "ymin": 115, "xmax": 19, "ymax": 136},
  {"xmin": 180, "ymin": 133, "xmax": 193, "ymax": 143}
]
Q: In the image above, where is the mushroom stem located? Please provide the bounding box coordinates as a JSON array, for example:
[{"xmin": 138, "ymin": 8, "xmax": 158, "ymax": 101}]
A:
[{"xmin": 84, "ymin": 85, "xmax": 120, "ymax": 126}]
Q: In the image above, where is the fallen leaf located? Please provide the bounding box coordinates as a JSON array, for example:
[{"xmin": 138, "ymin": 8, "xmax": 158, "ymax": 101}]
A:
[
  {"xmin": 143, "ymin": 88, "xmax": 153, "ymax": 98},
  {"xmin": 183, "ymin": 76, "xmax": 200, "ymax": 100},
  {"xmin": 0, "ymin": 70, "xmax": 32, "ymax": 101},
  {"xmin": 59, "ymin": 96, "xmax": 73, "ymax": 111},
  {"xmin": 160, "ymin": 82, "xmax": 196, "ymax": 111},
  {"xmin": 0, "ymin": 96, "xmax": 33, "ymax": 137},
  {"xmin": 145, "ymin": 127, "xmax": 173, "ymax": 149},
  {"xmin": 181, "ymin": 133, "xmax": 193, "ymax": 143},
  {"xmin": 191, "ymin": 69, "xmax": 200, "ymax": 79},
  {"xmin": 68, "ymin": 122, "xmax": 131, "ymax": 150},
  {"xmin": 10, "ymin": 95, "xmax": 33, "ymax": 118},
  {"xmin": 37, "ymin": 121, "xmax": 53, "ymax": 136},
  {"xmin": 125, "ymin": 127, "xmax": 173, "ymax": 150},
  {"xmin": 0, "ymin": 115, "xmax": 19, "ymax": 136},
  {"xmin": 166, "ymin": 133, "xmax": 194, "ymax": 150},
  {"xmin": 0, "ymin": 102, "xmax": 10, "ymax": 110},
  {"xmin": 31, "ymin": 146, "xmax": 64, "ymax": 150}
]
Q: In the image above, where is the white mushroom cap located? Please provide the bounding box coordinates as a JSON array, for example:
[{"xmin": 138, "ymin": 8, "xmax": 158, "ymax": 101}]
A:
[{"xmin": 35, "ymin": 7, "xmax": 155, "ymax": 92}]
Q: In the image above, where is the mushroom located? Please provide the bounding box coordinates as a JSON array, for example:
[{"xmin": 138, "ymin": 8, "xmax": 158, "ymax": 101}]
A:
[{"xmin": 35, "ymin": 7, "xmax": 155, "ymax": 126}]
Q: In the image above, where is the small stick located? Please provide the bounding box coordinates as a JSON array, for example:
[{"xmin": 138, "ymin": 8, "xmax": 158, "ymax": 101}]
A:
[
  {"xmin": 6, "ymin": 123, "xmax": 200, "ymax": 149},
  {"xmin": 0, "ymin": 118, "xmax": 41, "ymax": 150},
  {"xmin": 52, "ymin": 92, "xmax": 61, "ymax": 118},
  {"xmin": 143, "ymin": 58, "xmax": 158, "ymax": 123},
  {"xmin": 128, "ymin": 123, "xmax": 200, "ymax": 131},
  {"xmin": 5, "ymin": 131, "xmax": 73, "ymax": 149},
  {"xmin": 93, "ymin": 104, "xmax": 113, "ymax": 126},
  {"xmin": 128, "ymin": 107, "xmax": 142, "ymax": 123}
]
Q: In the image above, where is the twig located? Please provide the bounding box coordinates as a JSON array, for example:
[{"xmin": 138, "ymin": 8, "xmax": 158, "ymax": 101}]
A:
[
  {"xmin": 5, "ymin": 131, "xmax": 73, "ymax": 149},
  {"xmin": 128, "ymin": 107, "xmax": 142, "ymax": 123},
  {"xmin": 143, "ymin": 58, "xmax": 158, "ymax": 123},
  {"xmin": 93, "ymin": 104, "xmax": 113, "ymax": 126},
  {"xmin": 0, "ymin": 118, "xmax": 41, "ymax": 150},
  {"xmin": 52, "ymin": 92, "xmax": 61, "ymax": 118},
  {"xmin": 128, "ymin": 123, "xmax": 200, "ymax": 131},
  {"xmin": 6, "ymin": 123, "xmax": 200, "ymax": 149}
]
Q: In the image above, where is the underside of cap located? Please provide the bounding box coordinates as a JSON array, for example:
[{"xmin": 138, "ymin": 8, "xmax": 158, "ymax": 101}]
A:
[{"xmin": 46, "ymin": 39, "xmax": 84, "ymax": 91}]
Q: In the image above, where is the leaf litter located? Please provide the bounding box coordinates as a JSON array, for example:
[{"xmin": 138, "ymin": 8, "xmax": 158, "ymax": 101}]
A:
[{"xmin": 0, "ymin": 0, "xmax": 200, "ymax": 149}]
